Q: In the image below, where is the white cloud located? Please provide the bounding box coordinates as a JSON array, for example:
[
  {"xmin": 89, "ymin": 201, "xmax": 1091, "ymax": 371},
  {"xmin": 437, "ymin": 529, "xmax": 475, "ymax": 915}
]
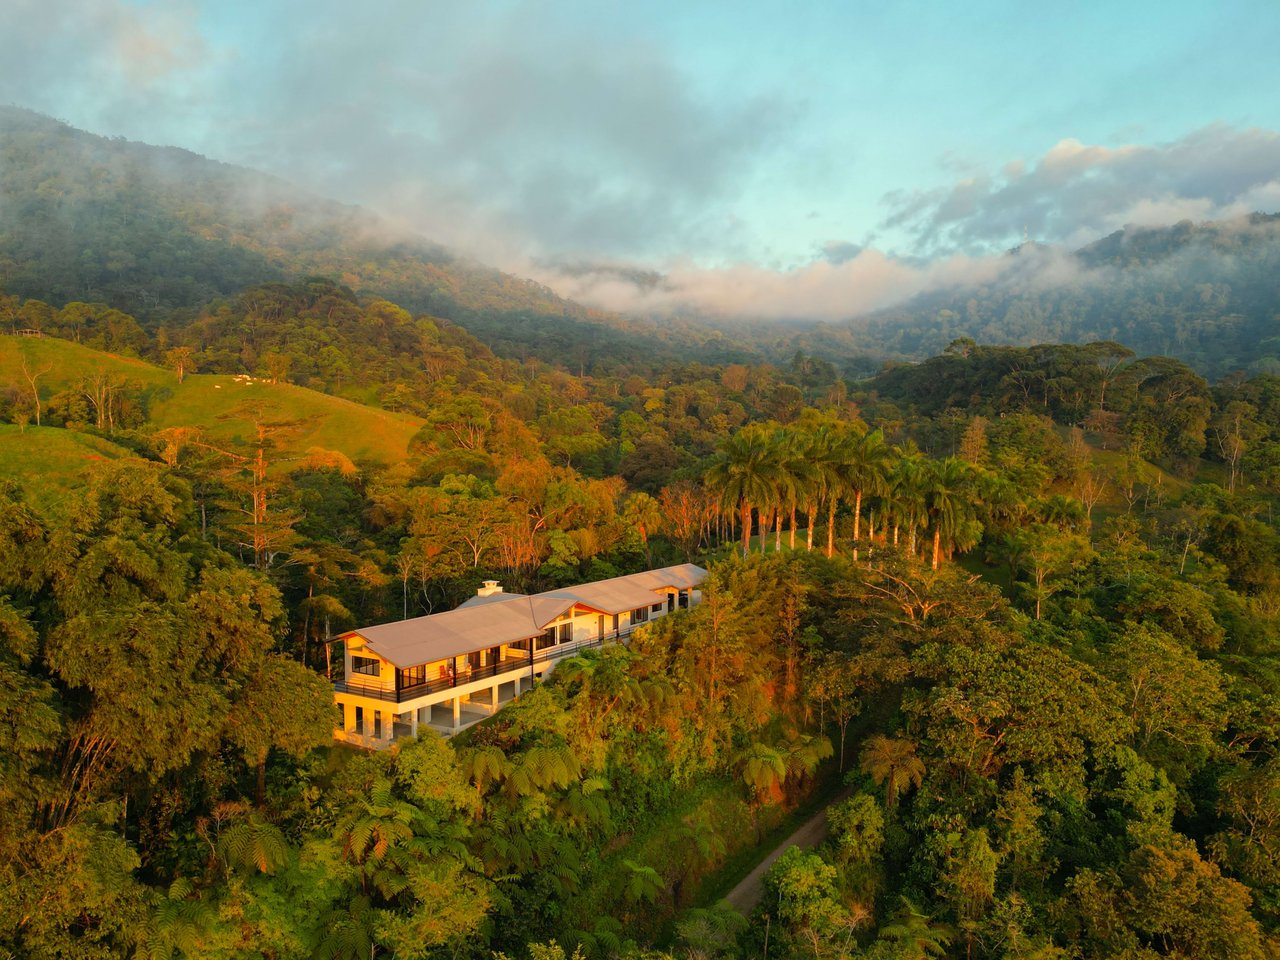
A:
[{"xmin": 883, "ymin": 125, "xmax": 1280, "ymax": 254}]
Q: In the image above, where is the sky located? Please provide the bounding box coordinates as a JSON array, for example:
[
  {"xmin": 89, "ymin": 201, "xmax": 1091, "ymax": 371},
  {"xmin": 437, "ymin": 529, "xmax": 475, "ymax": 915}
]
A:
[{"xmin": 4, "ymin": 0, "xmax": 1280, "ymax": 319}]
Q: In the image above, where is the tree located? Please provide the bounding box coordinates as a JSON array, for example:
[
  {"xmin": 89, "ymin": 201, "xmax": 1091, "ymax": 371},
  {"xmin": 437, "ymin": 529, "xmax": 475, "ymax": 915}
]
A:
[
  {"xmin": 16, "ymin": 350, "xmax": 49, "ymax": 427},
  {"xmin": 622, "ymin": 492, "xmax": 663, "ymax": 566},
  {"xmin": 843, "ymin": 429, "xmax": 892, "ymax": 561},
  {"xmin": 764, "ymin": 846, "xmax": 866, "ymax": 958},
  {"xmin": 164, "ymin": 346, "xmax": 197, "ymax": 384},
  {"xmin": 223, "ymin": 655, "xmax": 335, "ymax": 806},
  {"xmin": 1211, "ymin": 400, "xmax": 1265, "ymax": 493},
  {"xmin": 705, "ymin": 424, "xmax": 782, "ymax": 557},
  {"xmin": 860, "ymin": 736, "xmax": 924, "ymax": 814},
  {"xmin": 1009, "ymin": 523, "xmax": 1091, "ymax": 620},
  {"xmin": 923, "ymin": 457, "xmax": 976, "ymax": 570},
  {"xmin": 1111, "ymin": 623, "xmax": 1227, "ymax": 759},
  {"xmin": 872, "ymin": 897, "xmax": 953, "ymax": 960}
]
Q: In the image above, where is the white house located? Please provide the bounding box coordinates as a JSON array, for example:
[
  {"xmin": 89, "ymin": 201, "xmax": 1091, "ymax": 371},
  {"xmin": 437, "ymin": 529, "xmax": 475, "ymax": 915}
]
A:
[{"xmin": 333, "ymin": 563, "xmax": 707, "ymax": 747}]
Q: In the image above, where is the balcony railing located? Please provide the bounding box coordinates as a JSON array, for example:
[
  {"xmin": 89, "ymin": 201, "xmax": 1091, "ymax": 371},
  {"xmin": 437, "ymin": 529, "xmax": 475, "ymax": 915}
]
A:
[{"xmin": 333, "ymin": 627, "xmax": 637, "ymax": 704}]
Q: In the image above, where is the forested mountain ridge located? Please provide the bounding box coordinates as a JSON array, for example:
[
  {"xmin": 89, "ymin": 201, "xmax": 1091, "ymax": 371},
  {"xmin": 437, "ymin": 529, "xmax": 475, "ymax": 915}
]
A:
[
  {"xmin": 0, "ymin": 107, "xmax": 763, "ymax": 370},
  {"xmin": 6, "ymin": 106, "xmax": 1280, "ymax": 380},
  {"xmin": 850, "ymin": 215, "xmax": 1280, "ymax": 378}
]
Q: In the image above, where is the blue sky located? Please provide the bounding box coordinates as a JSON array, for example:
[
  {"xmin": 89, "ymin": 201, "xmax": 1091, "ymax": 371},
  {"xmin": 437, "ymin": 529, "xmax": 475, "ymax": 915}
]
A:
[{"xmin": 4, "ymin": 0, "xmax": 1280, "ymax": 317}]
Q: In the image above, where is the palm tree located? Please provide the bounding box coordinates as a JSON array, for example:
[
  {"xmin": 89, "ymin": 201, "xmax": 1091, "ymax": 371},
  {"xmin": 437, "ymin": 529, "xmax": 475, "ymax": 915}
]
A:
[
  {"xmin": 737, "ymin": 741, "xmax": 788, "ymax": 805},
  {"xmin": 877, "ymin": 897, "xmax": 953, "ymax": 959},
  {"xmin": 623, "ymin": 491, "xmax": 664, "ymax": 565},
  {"xmin": 889, "ymin": 453, "xmax": 929, "ymax": 558},
  {"xmin": 776, "ymin": 428, "xmax": 815, "ymax": 551},
  {"xmin": 844, "ymin": 429, "xmax": 892, "ymax": 561},
  {"xmin": 705, "ymin": 424, "xmax": 782, "ymax": 557},
  {"xmin": 924, "ymin": 457, "xmax": 975, "ymax": 570},
  {"xmin": 860, "ymin": 735, "xmax": 925, "ymax": 813},
  {"xmin": 217, "ymin": 816, "xmax": 290, "ymax": 875},
  {"xmin": 800, "ymin": 425, "xmax": 839, "ymax": 553},
  {"xmin": 1037, "ymin": 493, "xmax": 1086, "ymax": 532}
]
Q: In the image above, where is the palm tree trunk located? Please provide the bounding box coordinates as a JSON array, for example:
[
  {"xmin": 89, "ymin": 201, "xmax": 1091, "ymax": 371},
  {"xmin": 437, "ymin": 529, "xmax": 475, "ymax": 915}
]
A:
[
  {"xmin": 774, "ymin": 511, "xmax": 782, "ymax": 552},
  {"xmin": 789, "ymin": 504, "xmax": 797, "ymax": 550},
  {"xmin": 852, "ymin": 489, "xmax": 863, "ymax": 561},
  {"xmin": 805, "ymin": 501, "xmax": 816, "ymax": 551},
  {"xmin": 740, "ymin": 503, "xmax": 752, "ymax": 557},
  {"xmin": 826, "ymin": 498, "xmax": 837, "ymax": 558},
  {"xmin": 932, "ymin": 527, "xmax": 942, "ymax": 570}
]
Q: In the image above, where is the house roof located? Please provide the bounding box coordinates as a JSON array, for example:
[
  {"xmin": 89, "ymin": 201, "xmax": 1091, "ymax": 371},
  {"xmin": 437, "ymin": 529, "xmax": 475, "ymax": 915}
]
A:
[
  {"xmin": 456, "ymin": 591, "xmax": 529, "ymax": 609},
  {"xmin": 345, "ymin": 563, "xmax": 708, "ymax": 668}
]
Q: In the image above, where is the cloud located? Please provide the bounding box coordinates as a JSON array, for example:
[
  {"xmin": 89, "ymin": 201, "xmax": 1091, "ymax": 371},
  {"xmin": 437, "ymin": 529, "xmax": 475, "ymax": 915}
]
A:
[
  {"xmin": 0, "ymin": 0, "xmax": 210, "ymax": 128},
  {"xmin": 883, "ymin": 125, "xmax": 1280, "ymax": 254},
  {"xmin": 215, "ymin": 2, "xmax": 797, "ymax": 267},
  {"xmin": 530, "ymin": 246, "xmax": 1020, "ymax": 323},
  {"xmin": 1, "ymin": 1, "xmax": 796, "ymax": 269}
]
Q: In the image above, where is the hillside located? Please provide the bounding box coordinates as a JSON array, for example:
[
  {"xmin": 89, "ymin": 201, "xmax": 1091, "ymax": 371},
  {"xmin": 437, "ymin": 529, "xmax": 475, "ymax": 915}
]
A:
[
  {"xmin": 0, "ymin": 424, "xmax": 135, "ymax": 513},
  {"xmin": 0, "ymin": 335, "xmax": 425, "ymax": 467},
  {"xmin": 0, "ymin": 107, "xmax": 760, "ymax": 370},
  {"xmin": 848, "ymin": 216, "xmax": 1280, "ymax": 378}
]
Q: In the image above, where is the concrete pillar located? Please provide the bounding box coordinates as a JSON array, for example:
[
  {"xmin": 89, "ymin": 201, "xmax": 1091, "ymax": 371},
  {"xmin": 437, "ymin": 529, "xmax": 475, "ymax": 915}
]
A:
[
  {"xmin": 409, "ymin": 710, "xmax": 418, "ymax": 739},
  {"xmin": 490, "ymin": 682, "xmax": 500, "ymax": 714},
  {"xmin": 452, "ymin": 697, "xmax": 461, "ymax": 731}
]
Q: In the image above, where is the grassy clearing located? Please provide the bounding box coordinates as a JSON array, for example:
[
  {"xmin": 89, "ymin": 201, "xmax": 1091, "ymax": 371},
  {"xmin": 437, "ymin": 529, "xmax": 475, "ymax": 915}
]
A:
[
  {"xmin": 0, "ymin": 335, "xmax": 169, "ymax": 390},
  {"xmin": 0, "ymin": 425, "xmax": 136, "ymax": 514},
  {"xmin": 149, "ymin": 374, "xmax": 424, "ymax": 467},
  {"xmin": 0, "ymin": 335, "xmax": 425, "ymax": 467}
]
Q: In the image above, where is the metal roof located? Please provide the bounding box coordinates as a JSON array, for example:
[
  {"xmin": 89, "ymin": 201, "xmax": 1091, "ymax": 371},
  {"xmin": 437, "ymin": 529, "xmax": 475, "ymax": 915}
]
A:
[{"xmin": 345, "ymin": 563, "xmax": 708, "ymax": 668}]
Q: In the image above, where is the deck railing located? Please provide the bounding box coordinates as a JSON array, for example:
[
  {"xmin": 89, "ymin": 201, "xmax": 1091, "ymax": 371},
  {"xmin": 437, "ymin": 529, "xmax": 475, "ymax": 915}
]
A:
[{"xmin": 333, "ymin": 626, "xmax": 637, "ymax": 704}]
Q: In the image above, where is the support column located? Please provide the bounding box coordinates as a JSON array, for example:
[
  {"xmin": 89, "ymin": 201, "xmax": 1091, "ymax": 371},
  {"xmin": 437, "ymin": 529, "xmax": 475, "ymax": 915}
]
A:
[
  {"xmin": 452, "ymin": 697, "xmax": 461, "ymax": 731},
  {"xmin": 490, "ymin": 682, "xmax": 500, "ymax": 714},
  {"xmin": 409, "ymin": 709, "xmax": 418, "ymax": 739}
]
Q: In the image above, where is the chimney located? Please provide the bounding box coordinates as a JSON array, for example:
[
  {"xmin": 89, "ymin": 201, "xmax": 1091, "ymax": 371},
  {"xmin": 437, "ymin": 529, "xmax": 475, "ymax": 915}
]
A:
[{"xmin": 477, "ymin": 580, "xmax": 502, "ymax": 598}]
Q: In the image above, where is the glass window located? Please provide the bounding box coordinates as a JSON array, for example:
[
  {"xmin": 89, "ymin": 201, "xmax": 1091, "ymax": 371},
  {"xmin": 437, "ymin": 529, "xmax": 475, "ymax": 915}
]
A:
[
  {"xmin": 651, "ymin": 603, "xmax": 662, "ymax": 612},
  {"xmin": 351, "ymin": 655, "xmax": 380, "ymax": 677},
  {"xmin": 537, "ymin": 630, "xmax": 557, "ymax": 650},
  {"xmin": 558, "ymin": 622, "xmax": 573, "ymax": 642},
  {"xmin": 397, "ymin": 664, "xmax": 427, "ymax": 689},
  {"xmin": 631, "ymin": 607, "xmax": 649, "ymax": 623}
]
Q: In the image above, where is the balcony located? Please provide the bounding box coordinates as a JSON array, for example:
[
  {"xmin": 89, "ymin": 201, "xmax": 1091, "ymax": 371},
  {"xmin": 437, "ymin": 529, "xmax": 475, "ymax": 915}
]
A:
[{"xmin": 333, "ymin": 627, "xmax": 638, "ymax": 704}]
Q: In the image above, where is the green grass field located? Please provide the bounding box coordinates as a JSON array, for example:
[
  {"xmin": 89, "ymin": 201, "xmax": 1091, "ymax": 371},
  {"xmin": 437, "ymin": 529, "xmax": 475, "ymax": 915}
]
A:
[
  {"xmin": 0, "ymin": 424, "xmax": 136, "ymax": 513},
  {"xmin": 0, "ymin": 335, "xmax": 426, "ymax": 469}
]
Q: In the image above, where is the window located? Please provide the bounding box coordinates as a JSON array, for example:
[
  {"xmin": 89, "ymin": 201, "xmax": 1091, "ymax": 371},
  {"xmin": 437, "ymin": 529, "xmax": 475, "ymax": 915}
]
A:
[
  {"xmin": 558, "ymin": 622, "xmax": 573, "ymax": 643},
  {"xmin": 537, "ymin": 629, "xmax": 557, "ymax": 650},
  {"xmin": 354, "ymin": 705, "xmax": 364, "ymax": 734},
  {"xmin": 397, "ymin": 664, "xmax": 427, "ymax": 689},
  {"xmin": 631, "ymin": 607, "xmax": 649, "ymax": 623},
  {"xmin": 651, "ymin": 603, "xmax": 662, "ymax": 613},
  {"xmin": 351, "ymin": 655, "xmax": 380, "ymax": 677}
]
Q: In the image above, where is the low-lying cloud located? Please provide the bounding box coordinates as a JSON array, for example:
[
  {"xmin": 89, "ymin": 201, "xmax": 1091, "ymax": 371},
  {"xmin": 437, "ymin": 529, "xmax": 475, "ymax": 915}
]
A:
[
  {"xmin": 537, "ymin": 125, "xmax": 1280, "ymax": 322},
  {"xmin": 882, "ymin": 125, "xmax": 1280, "ymax": 256},
  {"xmin": 529, "ymin": 248, "xmax": 1020, "ymax": 323},
  {"xmin": 3, "ymin": 4, "xmax": 1280, "ymax": 325}
]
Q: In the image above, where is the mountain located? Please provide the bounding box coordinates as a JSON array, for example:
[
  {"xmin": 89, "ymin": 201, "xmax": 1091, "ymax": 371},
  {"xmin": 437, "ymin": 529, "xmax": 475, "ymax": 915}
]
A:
[
  {"xmin": 5, "ymin": 107, "xmax": 1280, "ymax": 380},
  {"xmin": 846, "ymin": 215, "xmax": 1280, "ymax": 378},
  {"xmin": 0, "ymin": 107, "xmax": 762, "ymax": 371}
]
